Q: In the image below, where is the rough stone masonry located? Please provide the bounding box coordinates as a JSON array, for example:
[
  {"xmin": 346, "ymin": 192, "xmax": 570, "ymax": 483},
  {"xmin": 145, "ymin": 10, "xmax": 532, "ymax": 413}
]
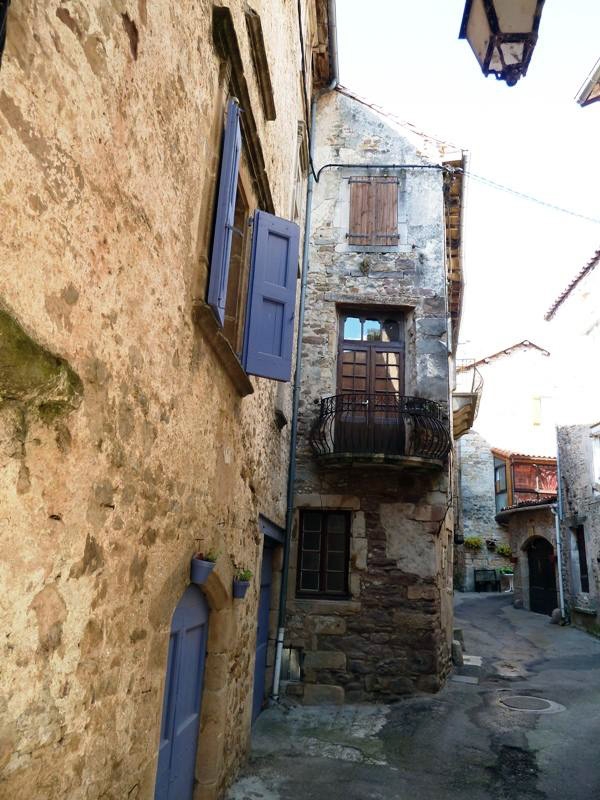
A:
[{"xmin": 284, "ymin": 89, "xmax": 462, "ymax": 703}]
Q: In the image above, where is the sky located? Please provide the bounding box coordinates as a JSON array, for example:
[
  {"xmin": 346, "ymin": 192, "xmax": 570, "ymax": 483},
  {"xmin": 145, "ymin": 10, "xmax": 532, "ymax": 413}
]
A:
[{"xmin": 335, "ymin": 0, "xmax": 600, "ymax": 360}]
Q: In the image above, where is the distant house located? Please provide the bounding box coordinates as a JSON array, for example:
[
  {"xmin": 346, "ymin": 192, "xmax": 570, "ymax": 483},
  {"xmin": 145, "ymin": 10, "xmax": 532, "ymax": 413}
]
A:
[
  {"xmin": 545, "ymin": 248, "xmax": 600, "ymax": 632},
  {"xmin": 456, "ymin": 341, "xmax": 559, "ymax": 613}
]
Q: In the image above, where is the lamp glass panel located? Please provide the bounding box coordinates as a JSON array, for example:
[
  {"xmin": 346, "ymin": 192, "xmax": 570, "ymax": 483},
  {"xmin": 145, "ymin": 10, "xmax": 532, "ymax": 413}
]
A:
[
  {"xmin": 489, "ymin": 46, "xmax": 503, "ymax": 71},
  {"xmin": 465, "ymin": 0, "xmax": 492, "ymax": 68},
  {"xmin": 500, "ymin": 41, "xmax": 526, "ymax": 66},
  {"xmin": 494, "ymin": 0, "xmax": 539, "ymax": 33}
]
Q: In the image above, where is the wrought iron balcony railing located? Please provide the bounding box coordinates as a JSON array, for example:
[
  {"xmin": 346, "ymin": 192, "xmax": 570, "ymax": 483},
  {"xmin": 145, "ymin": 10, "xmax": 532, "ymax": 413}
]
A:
[{"xmin": 309, "ymin": 393, "xmax": 451, "ymax": 465}]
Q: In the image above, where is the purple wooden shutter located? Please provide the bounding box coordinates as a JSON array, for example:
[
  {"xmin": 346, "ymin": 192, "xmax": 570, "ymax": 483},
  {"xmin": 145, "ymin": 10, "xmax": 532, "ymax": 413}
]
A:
[
  {"xmin": 242, "ymin": 211, "xmax": 300, "ymax": 381},
  {"xmin": 207, "ymin": 99, "xmax": 242, "ymax": 326}
]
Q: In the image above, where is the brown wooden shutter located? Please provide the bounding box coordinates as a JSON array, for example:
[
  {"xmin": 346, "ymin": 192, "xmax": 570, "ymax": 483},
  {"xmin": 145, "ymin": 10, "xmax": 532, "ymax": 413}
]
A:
[
  {"xmin": 349, "ymin": 179, "xmax": 373, "ymax": 245},
  {"xmin": 349, "ymin": 177, "xmax": 398, "ymax": 246},
  {"xmin": 374, "ymin": 178, "xmax": 398, "ymax": 246}
]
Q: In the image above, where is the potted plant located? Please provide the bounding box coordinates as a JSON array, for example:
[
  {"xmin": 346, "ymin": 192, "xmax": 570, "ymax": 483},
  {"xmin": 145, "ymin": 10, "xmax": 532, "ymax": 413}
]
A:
[
  {"xmin": 464, "ymin": 536, "xmax": 483, "ymax": 551},
  {"xmin": 498, "ymin": 564, "xmax": 514, "ymax": 592},
  {"xmin": 233, "ymin": 568, "xmax": 253, "ymax": 599},
  {"xmin": 496, "ymin": 543, "xmax": 512, "ymax": 558},
  {"xmin": 190, "ymin": 550, "xmax": 218, "ymax": 585}
]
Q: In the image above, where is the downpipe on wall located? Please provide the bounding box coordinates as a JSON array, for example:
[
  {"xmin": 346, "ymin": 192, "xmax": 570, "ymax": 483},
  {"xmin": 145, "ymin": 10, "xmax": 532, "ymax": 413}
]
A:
[{"xmin": 271, "ymin": 0, "xmax": 339, "ymax": 702}]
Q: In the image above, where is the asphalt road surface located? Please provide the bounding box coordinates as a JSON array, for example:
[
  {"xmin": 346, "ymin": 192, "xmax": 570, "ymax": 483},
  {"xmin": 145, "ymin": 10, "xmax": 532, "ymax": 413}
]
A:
[{"xmin": 227, "ymin": 593, "xmax": 600, "ymax": 800}]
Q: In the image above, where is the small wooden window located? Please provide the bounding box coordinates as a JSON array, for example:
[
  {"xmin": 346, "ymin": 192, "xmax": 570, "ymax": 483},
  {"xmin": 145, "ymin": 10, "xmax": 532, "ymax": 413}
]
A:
[
  {"xmin": 297, "ymin": 511, "xmax": 350, "ymax": 598},
  {"xmin": 348, "ymin": 177, "xmax": 399, "ymax": 247},
  {"xmin": 223, "ymin": 177, "xmax": 251, "ymax": 354},
  {"xmin": 575, "ymin": 525, "xmax": 589, "ymax": 593}
]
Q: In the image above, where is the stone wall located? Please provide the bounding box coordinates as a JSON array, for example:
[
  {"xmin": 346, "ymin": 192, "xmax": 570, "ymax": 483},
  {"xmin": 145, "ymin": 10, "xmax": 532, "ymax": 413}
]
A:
[
  {"xmin": 286, "ymin": 89, "xmax": 456, "ymax": 703},
  {"xmin": 557, "ymin": 425, "xmax": 600, "ymax": 634},
  {"xmin": 0, "ymin": 3, "xmax": 326, "ymax": 798},
  {"xmin": 456, "ymin": 431, "xmax": 512, "ymax": 590}
]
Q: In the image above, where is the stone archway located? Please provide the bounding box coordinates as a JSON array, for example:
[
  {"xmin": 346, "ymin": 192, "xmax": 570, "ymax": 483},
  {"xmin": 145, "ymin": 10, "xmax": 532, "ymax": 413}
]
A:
[{"xmin": 193, "ymin": 566, "xmax": 234, "ymax": 800}]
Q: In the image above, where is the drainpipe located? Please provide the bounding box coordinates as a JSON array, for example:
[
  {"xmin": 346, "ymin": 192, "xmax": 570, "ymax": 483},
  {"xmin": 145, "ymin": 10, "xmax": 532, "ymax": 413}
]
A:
[
  {"xmin": 272, "ymin": 0, "xmax": 338, "ymax": 702},
  {"xmin": 552, "ymin": 426, "xmax": 567, "ymax": 621}
]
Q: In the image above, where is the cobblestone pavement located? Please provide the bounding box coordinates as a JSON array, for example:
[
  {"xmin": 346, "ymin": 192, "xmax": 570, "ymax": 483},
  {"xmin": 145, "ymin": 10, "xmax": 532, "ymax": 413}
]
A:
[{"xmin": 226, "ymin": 593, "xmax": 600, "ymax": 800}]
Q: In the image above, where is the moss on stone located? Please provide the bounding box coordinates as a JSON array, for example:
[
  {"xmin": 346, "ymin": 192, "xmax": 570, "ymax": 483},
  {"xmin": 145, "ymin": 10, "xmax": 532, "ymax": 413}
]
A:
[{"xmin": 0, "ymin": 307, "xmax": 83, "ymax": 416}]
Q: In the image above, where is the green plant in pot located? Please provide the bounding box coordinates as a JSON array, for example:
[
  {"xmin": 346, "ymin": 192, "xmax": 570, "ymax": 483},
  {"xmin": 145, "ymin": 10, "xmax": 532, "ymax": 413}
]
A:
[
  {"xmin": 496, "ymin": 543, "xmax": 513, "ymax": 558},
  {"xmin": 233, "ymin": 568, "xmax": 253, "ymax": 599},
  {"xmin": 464, "ymin": 536, "xmax": 483, "ymax": 551},
  {"xmin": 190, "ymin": 549, "xmax": 218, "ymax": 585}
]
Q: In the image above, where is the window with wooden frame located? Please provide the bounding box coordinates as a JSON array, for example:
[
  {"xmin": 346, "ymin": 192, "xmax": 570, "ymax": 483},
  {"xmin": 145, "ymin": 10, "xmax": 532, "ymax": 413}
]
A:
[
  {"xmin": 573, "ymin": 525, "xmax": 590, "ymax": 593},
  {"xmin": 494, "ymin": 457, "xmax": 508, "ymax": 513},
  {"xmin": 348, "ymin": 177, "xmax": 399, "ymax": 247},
  {"xmin": 223, "ymin": 171, "xmax": 252, "ymax": 354},
  {"xmin": 591, "ymin": 425, "xmax": 600, "ymax": 485},
  {"xmin": 337, "ymin": 310, "xmax": 405, "ymax": 396},
  {"xmin": 207, "ymin": 98, "xmax": 300, "ymax": 381},
  {"xmin": 296, "ymin": 510, "xmax": 350, "ymax": 598}
]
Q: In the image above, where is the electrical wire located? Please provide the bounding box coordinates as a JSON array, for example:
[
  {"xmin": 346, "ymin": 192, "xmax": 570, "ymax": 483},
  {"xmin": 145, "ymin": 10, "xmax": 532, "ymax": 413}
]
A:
[{"xmin": 450, "ymin": 167, "xmax": 600, "ymax": 226}]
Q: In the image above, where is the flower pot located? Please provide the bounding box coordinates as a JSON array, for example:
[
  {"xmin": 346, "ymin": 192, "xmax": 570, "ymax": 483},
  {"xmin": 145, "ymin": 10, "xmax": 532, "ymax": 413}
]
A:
[
  {"xmin": 232, "ymin": 580, "xmax": 250, "ymax": 599},
  {"xmin": 190, "ymin": 558, "xmax": 215, "ymax": 585}
]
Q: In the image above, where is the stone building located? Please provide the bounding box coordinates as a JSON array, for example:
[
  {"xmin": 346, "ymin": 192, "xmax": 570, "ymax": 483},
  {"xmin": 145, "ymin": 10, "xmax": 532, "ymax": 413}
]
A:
[
  {"xmin": 281, "ymin": 87, "xmax": 470, "ymax": 702},
  {"xmin": 455, "ymin": 342, "xmax": 558, "ymax": 596},
  {"xmin": 545, "ymin": 248, "xmax": 600, "ymax": 633},
  {"xmin": 0, "ymin": 3, "xmax": 334, "ymax": 799}
]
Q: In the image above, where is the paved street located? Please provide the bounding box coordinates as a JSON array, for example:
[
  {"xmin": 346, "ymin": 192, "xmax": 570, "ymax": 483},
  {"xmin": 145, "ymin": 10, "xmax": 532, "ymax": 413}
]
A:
[{"xmin": 227, "ymin": 594, "xmax": 600, "ymax": 800}]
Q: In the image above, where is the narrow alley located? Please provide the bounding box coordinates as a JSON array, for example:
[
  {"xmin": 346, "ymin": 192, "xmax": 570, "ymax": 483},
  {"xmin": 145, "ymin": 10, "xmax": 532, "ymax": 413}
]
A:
[{"xmin": 228, "ymin": 596, "xmax": 600, "ymax": 800}]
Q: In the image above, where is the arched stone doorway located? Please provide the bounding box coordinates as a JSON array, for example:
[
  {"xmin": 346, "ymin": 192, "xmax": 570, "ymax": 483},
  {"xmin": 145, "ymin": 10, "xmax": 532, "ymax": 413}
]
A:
[
  {"xmin": 155, "ymin": 585, "xmax": 209, "ymax": 800},
  {"xmin": 152, "ymin": 565, "xmax": 234, "ymax": 800},
  {"xmin": 526, "ymin": 537, "xmax": 557, "ymax": 615}
]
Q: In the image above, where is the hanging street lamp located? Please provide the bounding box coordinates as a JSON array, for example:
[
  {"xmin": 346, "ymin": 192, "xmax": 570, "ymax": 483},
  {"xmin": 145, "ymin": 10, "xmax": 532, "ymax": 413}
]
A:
[{"xmin": 459, "ymin": 0, "xmax": 546, "ymax": 87}]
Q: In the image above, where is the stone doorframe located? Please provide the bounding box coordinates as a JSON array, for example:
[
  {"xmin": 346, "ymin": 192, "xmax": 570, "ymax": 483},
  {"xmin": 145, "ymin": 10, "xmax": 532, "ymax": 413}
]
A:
[
  {"xmin": 151, "ymin": 559, "xmax": 239, "ymax": 800},
  {"xmin": 517, "ymin": 533, "xmax": 555, "ymax": 612}
]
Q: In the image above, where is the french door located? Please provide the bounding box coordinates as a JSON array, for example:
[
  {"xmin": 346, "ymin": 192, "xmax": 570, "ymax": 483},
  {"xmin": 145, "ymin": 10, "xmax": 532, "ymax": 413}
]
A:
[{"xmin": 336, "ymin": 312, "xmax": 404, "ymax": 454}]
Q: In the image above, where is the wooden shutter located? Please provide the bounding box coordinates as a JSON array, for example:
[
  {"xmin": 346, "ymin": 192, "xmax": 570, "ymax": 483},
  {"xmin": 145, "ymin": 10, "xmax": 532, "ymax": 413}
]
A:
[
  {"xmin": 349, "ymin": 180, "xmax": 373, "ymax": 245},
  {"xmin": 242, "ymin": 210, "xmax": 299, "ymax": 381},
  {"xmin": 207, "ymin": 99, "xmax": 242, "ymax": 326},
  {"xmin": 374, "ymin": 178, "xmax": 398, "ymax": 246},
  {"xmin": 348, "ymin": 177, "xmax": 398, "ymax": 246},
  {"xmin": 512, "ymin": 462, "xmax": 537, "ymax": 491}
]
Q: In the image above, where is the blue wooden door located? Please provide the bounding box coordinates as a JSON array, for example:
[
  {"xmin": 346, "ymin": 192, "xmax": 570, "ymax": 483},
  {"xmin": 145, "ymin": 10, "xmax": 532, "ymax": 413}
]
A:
[
  {"xmin": 252, "ymin": 542, "xmax": 274, "ymax": 722},
  {"xmin": 155, "ymin": 586, "xmax": 209, "ymax": 800}
]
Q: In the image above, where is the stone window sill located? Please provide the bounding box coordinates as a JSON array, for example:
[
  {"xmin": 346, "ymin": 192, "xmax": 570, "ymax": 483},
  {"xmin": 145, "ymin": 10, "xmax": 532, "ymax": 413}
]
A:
[
  {"xmin": 192, "ymin": 300, "xmax": 254, "ymax": 397},
  {"xmin": 290, "ymin": 597, "xmax": 361, "ymax": 614},
  {"xmin": 573, "ymin": 605, "xmax": 597, "ymax": 617}
]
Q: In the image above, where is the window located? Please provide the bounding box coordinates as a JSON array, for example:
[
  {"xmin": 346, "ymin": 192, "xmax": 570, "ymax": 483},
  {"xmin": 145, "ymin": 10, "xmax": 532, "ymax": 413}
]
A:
[
  {"xmin": 297, "ymin": 511, "xmax": 350, "ymax": 597},
  {"xmin": 338, "ymin": 310, "xmax": 405, "ymax": 396},
  {"xmin": 532, "ymin": 396, "xmax": 542, "ymax": 426},
  {"xmin": 494, "ymin": 457, "xmax": 508, "ymax": 513},
  {"xmin": 207, "ymin": 99, "xmax": 300, "ymax": 382},
  {"xmin": 573, "ymin": 525, "xmax": 590, "ymax": 593},
  {"xmin": 591, "ymin": 425, "xmax": 600, "ymax": 485},
  {"xmin": 348, "ymin": 177, "xmax": 399, "ymax": 247},
  {"xmin": 223, "ymin": 176, "xmax": 251, "ymax": 353}
]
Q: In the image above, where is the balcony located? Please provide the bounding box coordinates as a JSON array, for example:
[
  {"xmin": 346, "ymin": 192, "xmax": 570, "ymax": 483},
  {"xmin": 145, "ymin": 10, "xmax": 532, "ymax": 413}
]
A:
[
  {"xmin": 452, "ymin": 360, "xmax": 483, "ymax": 439},
  {"xmin": 309, "ymin": 393, "xmax": 451, "ymax": 469}
]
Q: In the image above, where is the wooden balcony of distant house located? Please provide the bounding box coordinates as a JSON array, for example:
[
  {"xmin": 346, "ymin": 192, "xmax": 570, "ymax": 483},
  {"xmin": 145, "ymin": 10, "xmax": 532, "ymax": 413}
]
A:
[{"xmin": 453, "ymin": 360, "xmax": 483, "ymax": 439}]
